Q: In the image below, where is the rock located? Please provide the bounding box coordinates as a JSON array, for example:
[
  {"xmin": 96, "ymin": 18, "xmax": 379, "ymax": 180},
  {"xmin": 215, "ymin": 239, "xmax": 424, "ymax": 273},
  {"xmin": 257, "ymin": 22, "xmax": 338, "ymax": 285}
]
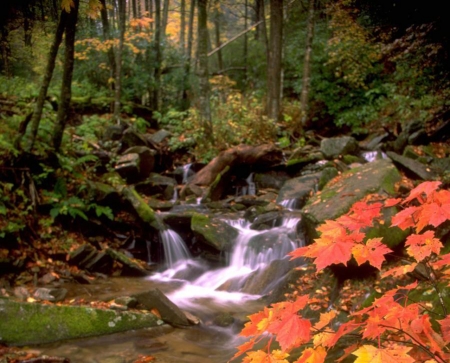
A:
[
  {"xmin": 115, "ymin": 147, "xmax": 156, "ymax": 183},
  {"xmin": 253, "ymin": 171, "xmax": 290, "ymax": 190},
  {"xmin": 301, "ymin": 159, "xmax": 401, "ymax": 239},
  {"xmin": 105, "ymin": 248, "xmax": 150, "ymax": 276},
  {"xmin": 33, "ymin": 287, "xmax": 67, "ymax": 302},
  {"xmin": 120, "ymin": 128, "xmax": 149, "ymax": 152},
  {"xmin": 213, "ymin": 313, "xmax": 235, "ymax": 327},
  {"xmin": 320, "ymin": 136, "xmax": 359, "ymax": 159},
  {"xmin": 147, "ymin": 129, "xmax": 171, "ymax": 144},
  {"xmin": 318, "ymin": 167, "xmax": 339, "ymax": 190},
  {"xmin": 0, "ymin": 297, "xmax": 160, "ymax": 345},
  {"xmin": 103, "ymin": 124, "xmax": 126, "ymax": 142},
  {"xmin": 114, "ymin": 296, "xmax": 138, "ymax": 308},
  {"xmin": 13, "ymin": 286, "xmax": 30, "ymax": 301},
  {"xmin": 120, "ymin": 186, "xmax": 165, "ymax": 230},
  {"xmin": 386, "ymin": 151, "xmax": 438, "ymax": 180},
  {"xmin": 133, "ymin": 288, "xmax": 190, "ymax": 327},
  {"xmin": 276, "ymin": 173, "xmax": 321, "ymax": 209},
  {"xmin": 135, "ymin": 173, "xmax": 177, "ymax": 200},
  {"xmin": 191, "ymin": 213, "xmax": 239, "ymax": 252}
]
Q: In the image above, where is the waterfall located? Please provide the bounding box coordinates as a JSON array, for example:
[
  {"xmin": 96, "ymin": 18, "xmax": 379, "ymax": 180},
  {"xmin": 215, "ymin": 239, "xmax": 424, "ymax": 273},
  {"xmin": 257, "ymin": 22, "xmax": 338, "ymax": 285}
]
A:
[
  {"xmin": 182, "ymin": 163, "xmax": 193, "ymax": 184},
  {"xmin": 279, "ymin": 198, "xmax": 299, "ymax": 210},
  {"xmin": 159, "ymin": 229, "xmax": 191, "ymax": 268}
]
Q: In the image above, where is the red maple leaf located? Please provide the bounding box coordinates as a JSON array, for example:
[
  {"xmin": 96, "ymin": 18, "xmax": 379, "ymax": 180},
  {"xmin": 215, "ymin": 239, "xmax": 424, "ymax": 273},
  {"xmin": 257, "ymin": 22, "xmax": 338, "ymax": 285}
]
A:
[
  {"xmin": 391, "ymin": 206, "xmax": 420, "ymax": 230},
  {"xmin": 403, "ymin": 181, "xmax": 441, "ymax": 204},
  {"xmin": 269, "ymin": 314, "xmax": 311, "ymax": 351},
  {"xmin": 351, "ymin": 238, "xmax": 392, "ymax": 270},
  {"xmin": 405, "ymin": 231, "xmax": 443, "ymax": 262}
]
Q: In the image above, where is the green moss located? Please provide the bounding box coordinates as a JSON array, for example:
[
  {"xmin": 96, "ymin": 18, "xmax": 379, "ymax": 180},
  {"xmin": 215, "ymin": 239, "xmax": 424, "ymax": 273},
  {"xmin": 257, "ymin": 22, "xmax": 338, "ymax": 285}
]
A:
[
  {"xmin": 191, "ymin": 213, "xmax": 238, "ymax": 251},
  {"xmin": 0, "ymin": 298, "xmax": 160, "ymax": 346},
  {"xmin": 121, "ymin": 187, "xmax": 163, "ymax": 230},
  {"xmin": 380, "ymin": 165, "xmax": 401, "ymax": 195}
]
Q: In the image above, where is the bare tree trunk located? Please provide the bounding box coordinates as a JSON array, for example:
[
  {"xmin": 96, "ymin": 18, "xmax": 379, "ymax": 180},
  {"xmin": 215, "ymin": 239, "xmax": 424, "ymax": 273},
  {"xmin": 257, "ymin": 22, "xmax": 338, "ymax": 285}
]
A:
[
  {"xmin": 151, "ymin": 0, "xmax": 162, "ymax": 110},
  {"xmin": 24, "ymin": 8, "xmax": 67, "ymax": 152},
  {"xmin": 52, "ymin": 0, "xmax": 80, "ymax": 151},
  {"xmin": 162, "ymin": 0, "xmax": 170, "ymax": 38},
  {"xmin": 180, "ymin": 0, "xmax": 196, "ymax": 110},
  {"xmin": 99, "ymin": 0, "xmax": 116, "ymax": 105},
  {"xmin": 300, "ymin": 0, "xmax": 315, "ymax": 128},
  {"xmin": 213, "ymin": 0, "xmax": 223, "ymax": 72},
  {"xmin": 243, "ymin": 0, "xmax": 248, "ymax": 90},
  {"xmin": 267, "ymin": 0, "xmax": 283, "ymax": 122},
  {"xmin": 113, "ymin": 0, "xmax": 126, "ymax": 122},
  {"xmin": 197, "ymin": 0, "xmax": 213, "ymax": 141},
  {"xmin": 132, "ymin": 0, "xmax": 138, "ymax": 18},
  {"xmin": 180, "ymin": 0, "xmax": 186, "ymax": 52}
]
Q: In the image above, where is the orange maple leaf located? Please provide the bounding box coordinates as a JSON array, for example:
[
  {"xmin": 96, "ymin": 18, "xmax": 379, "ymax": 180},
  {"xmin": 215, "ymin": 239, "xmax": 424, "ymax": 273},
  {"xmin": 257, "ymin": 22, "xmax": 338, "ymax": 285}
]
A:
[
  {"xmin": 231, "ymin": 338, "xmax": 256, "ymax": 360},
  {"xmin": 268, "ymin": 314, "xmax": 311, "ymax": 351},
  {"xmin": 351, "ymin": 237, "xmax": 392, "ymax": 270},
  {"xmin": 391, "ymin": 206, "xmax": 420, "ymax": 230},
  {"xmin": 352, "ymin": 344, "xmax": 415, "ymax": 363},
  {"xmin": 438, "ymin": 315, "xmax": 450, "ymax": 343},
  {"xmin": 314, "ymin": 310, "xmax": 337, "ymax": 330},
  {"xmin": 403, "ymin": 181, "xmax": 441, "ymax": 205},
  {"xmin": 384, "ymin": 198, "xmax": 402, "ymax": 207},
  {"xmin": 381, "ymin": 262, "xmax": 417, "ymax": 278},
  {"xmin": 405, "ymin": 231, "xmax": 443, "ymax": 262},
  {"xmin": 337, "ymin": 201, "xmax": 382, "ymax": 231},
  {"xmin": 294, "ymin": 346, "xmax": 326, "ymax": 363}
]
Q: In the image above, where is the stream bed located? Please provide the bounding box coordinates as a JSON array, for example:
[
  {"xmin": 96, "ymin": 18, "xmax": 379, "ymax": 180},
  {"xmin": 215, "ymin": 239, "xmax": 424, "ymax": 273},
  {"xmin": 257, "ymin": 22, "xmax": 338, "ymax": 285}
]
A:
[{"xmin": 35, "ymin": 216, "xmax": 304, "ymax": 363}]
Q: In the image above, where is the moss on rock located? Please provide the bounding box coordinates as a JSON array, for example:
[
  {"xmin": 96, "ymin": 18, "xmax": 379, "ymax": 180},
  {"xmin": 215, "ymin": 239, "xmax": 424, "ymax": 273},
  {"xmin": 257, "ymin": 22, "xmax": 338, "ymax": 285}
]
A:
[{"xmin": 0, "ymin": 298, "xmax": 161, "ymax": 346}]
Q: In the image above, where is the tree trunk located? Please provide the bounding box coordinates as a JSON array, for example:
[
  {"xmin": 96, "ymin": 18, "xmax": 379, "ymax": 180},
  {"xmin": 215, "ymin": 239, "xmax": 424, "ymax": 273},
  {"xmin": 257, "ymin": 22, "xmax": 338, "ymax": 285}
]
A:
[
  {"xmin": 243, "ymin": 0, "xmax": 248, "ymax": 90},
  {"xmin": 300, "ymin": 0, "xmax": 315, "ymax": 129},
  {"xmin": 213, "ymin": 1, "xmax": 223, "ymax": 72},
  {"xmin": 112, "ymin": 0, "xmax": 126, "ymax": 122},
  {"xmin": 162, "ymin": 0, "xmax": 170, "ymax": 39},
  {"xmin": 99, "ymin": 0, "xmax": 116, "ymax": 101},
  {"xmin": 132, "ymin": 0, "xmax": 138, "ymax": 18},
  {"xmin": 183, "ymin": 144, "xmax": 282, "ymax": 188},
  {"xmin": 197, "ymin": 0, "xmax": 213, "ymax": 141},
  {"xmin": 180, "ymin": 0, "xmax": 186, "ymax": 52},
  {"xmin": 267, "ymin": 0, "xmax": 283, "ymax": 122},
  {"xmin": 180, "ymin": 0, "xmax": 195, "ymax": 110},
  {"xmin": 24, "ymin": 8, "xmax": 67, "ymax": 152},
  {"xmin": 52, "ymin": 0, "xmax": 80, "ymax": 151},
  {"xmin": 151, "ymin": 0, "xmax": 162, "ymax": 111}
]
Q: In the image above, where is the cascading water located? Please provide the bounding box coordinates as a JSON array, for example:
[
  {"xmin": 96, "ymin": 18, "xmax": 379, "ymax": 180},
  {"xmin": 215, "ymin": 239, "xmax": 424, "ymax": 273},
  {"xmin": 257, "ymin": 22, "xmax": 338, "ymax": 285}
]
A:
[{"xmin": 150, "ymin": 214, "xmax": 303, "ymax": 312}]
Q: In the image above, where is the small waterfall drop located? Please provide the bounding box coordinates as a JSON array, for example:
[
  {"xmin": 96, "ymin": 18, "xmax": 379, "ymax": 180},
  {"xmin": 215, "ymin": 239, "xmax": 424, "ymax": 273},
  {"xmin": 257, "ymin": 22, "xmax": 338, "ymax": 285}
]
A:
[
  {"xmin": 279, "ymin": 198, "xmax": 299, "ymax": 210},
  {"xmin": 159, "ymin": 229, "xmax": 191, "ymax": 268},
  {"xmin": 182, "ymin": 163, "xmax": 193, "ymax": 184}
]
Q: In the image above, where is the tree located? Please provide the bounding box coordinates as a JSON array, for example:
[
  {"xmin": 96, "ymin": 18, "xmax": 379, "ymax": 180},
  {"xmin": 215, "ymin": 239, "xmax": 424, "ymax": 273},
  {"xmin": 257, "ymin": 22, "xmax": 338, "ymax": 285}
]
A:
[
  {"xmin": 113, "ymin": 0, "xmax": 126, "ymax": 122},
  {"xmin": 24, "ymin": 5, "xmax": 67, "ymax": 151},
  {"xmin": 180, "ymin": 0, "xmax": 196, "ymax": 110},
  {"xmin": 52, "ymin": 0, "xmax": 80, "ymax": 151},
  {"xmin": 197, "ymin": 0, "xmax": 214, "ymax": 141},
  {"xmin": 299, "ymin": 0, "xmax": 315, "ymax": 129},
  {"xmin": 267, "ymin": 0, "xmax": 283, "ymax": 122}
]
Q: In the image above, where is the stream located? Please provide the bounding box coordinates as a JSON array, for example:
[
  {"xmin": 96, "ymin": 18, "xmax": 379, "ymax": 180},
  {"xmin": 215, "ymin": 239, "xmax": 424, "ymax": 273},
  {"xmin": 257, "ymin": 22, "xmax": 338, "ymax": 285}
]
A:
[{"xmin": 35, "ymin": 212, "xmax": 304, "ymax": 363}]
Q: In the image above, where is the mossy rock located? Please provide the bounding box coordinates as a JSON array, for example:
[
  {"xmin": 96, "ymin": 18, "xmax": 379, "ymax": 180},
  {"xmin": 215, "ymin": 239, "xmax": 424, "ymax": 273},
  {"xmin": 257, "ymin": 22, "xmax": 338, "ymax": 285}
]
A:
[
  {"xmin": 191, "ymin": 213, "xmax": 238, "ymax": 251},
  {"xmin": 0, "ymin": 298, "xmax": 161, "ymax": 346}
]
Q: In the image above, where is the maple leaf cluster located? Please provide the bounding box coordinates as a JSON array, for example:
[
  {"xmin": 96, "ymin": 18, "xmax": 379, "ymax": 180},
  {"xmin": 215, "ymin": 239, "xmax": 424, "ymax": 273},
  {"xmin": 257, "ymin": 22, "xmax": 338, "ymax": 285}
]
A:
[{"xmin": 232, "ymin": 181, "xmax": 450, "ymax": 363}]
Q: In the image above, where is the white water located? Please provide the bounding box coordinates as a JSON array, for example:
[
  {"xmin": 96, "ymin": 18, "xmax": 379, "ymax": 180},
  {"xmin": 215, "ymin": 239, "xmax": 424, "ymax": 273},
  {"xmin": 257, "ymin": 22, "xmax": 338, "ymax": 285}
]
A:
[{"xmin": 150, "ymin": 215, "xmax": 303, "ymax": 311}]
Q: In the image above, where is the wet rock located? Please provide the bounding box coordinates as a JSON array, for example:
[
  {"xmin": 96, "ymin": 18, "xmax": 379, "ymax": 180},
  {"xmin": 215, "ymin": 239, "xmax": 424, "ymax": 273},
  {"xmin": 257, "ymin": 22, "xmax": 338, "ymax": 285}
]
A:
[
  {"xmin": 213, "ymin": 313, "xmax": 235, "ymax": 327},
  {"xmin": 33, "ymin": 287, "xmax": 67, "ymax": 302},
  {"xmin": 39, "ymin": 272, "xmax": 57, "ymax": 285},
  {"xmin": 103, "ymin": 124, "xmax": 126, "ymax": 142},
  {"xmin": 320, "ymin": 136, "xmax": 359, "ymax": 159},
  {"xmin": 386, "ymin": 151, "xmax": 438, "ymax": 180},
  {"xmin": 318, "ymin": 167, "xmax": 339, "ymax": 190},
  {"xmin": 276, "ymin": 172, "xmax": 321, "ymax": 209},
  {"xmin": 133, "ymin": 288, "xmax": 190, "ymax": 327},
  {"xmin": 120, "ymin": 128, "xmax": 149, "ymax": 152},
  {"xmin": 147, "ymin": 129, "xmax": 171, "ymax": 144},
  {"xmin": 0, "ymin": 297, "xmax": 160, "ymax": 345},
  {"xmin": 191, "ymin": 213, "xmax": 239, "ymax": 252},
  {"xmin": 115, "ymin": 147, "xmax": 156, "ymax": 183}
]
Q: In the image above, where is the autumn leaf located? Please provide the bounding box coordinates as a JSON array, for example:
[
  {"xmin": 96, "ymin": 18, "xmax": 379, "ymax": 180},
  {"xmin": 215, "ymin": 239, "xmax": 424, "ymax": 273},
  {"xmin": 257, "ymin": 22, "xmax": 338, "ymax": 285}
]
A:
[
  {"xmin": 404, "ymin": 231, "xmax": 443, "ymax": 262},
  {"xmin": 61, "ymin": 0, "xmax": 75, "ymax": 12},
  {"xmin": 242, "ymin": 349, "xmax": 289, "ymax": 363},
  {"xmin": 294, "ymin": 346, "xmax": 326, "ymax": 363},
  {"xmin": 231, "ymin": 338, "xmax": 256, "ymax": 360},
  {"xmin": 337, "ymin": 201, "xmax": 382, "ymax": 231},
  {"xmin": 391, "ymin": 206, "xmax": 419, "ymax": 230},
  {"xmin": 268, "ymin": 314, "xmax": 311, "ymax": 351},
  {"xmin": 351, "ymin": 238, "xmax": 392, "ymax": 270},
  {"xmin": 381, "ymin": 262, "xmax": 417, "ymax": 278},
  {"xmin": 415, "ymin": 198, "xmax": 450, "ymax": 231},
  {"xmin": 352, "ymin": 344, "xmax": 415, "ymax": 363},
  {"xmin": 438, "ymin": 316, "xmax": 450, "ymax": 343},
  {"xmin": 403, "ymin": 181, "xmax": 441, "ymax": 204},
  {"xmin": 384, "ymin": 198, "xmax": 401, "ymax": 207},
  {"xmin": 314, "ymin": 310, "xmax": 337, "ymax": 330}
]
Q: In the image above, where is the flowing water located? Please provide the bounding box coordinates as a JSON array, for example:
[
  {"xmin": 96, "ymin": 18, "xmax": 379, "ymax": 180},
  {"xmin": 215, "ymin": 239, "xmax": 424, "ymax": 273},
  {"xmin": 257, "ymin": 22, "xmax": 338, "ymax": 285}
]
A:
[{"xmin": 36, "ymin": 196, "xmax": 304, "ymax": 362}]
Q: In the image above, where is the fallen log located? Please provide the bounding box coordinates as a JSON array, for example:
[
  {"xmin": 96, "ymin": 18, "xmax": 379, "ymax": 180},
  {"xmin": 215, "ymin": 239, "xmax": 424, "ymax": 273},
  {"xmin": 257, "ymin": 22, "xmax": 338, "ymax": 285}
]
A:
[{"xmin": 185, "ymin": 144, "xmax": 282, "ymax": 187}]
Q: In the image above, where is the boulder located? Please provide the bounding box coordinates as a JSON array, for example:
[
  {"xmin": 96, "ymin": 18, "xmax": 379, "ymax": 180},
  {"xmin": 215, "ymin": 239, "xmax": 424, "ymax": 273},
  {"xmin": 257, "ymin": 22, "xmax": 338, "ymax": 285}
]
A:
[
  {"xmin": 276, "ymin": 173, "xmax": 321, "ymax": 209},
  {"xmin": 191, "ymin": 213, "xmax": 239, "ymax": 252},
  {"xmin": 320, "ymin": 136, "xmax": 359, "ymax": 159},
  {"xmin": 0, "ymin": 297, "xmax": 160, "ymax": 345},
  {"xmin": 133, "ymin": 288, "xmax": 190, "ymax": 327},
  {"xmin": 301, "ymin": 159, "xmax": 401, "ymax": 239},
  {"xmin": 386, "ymin": 151, "xmax": 438, "ymax": 180},
  {"xmin": 135, "ymin": 173, "xmax": 177, "ymax": 200}
]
